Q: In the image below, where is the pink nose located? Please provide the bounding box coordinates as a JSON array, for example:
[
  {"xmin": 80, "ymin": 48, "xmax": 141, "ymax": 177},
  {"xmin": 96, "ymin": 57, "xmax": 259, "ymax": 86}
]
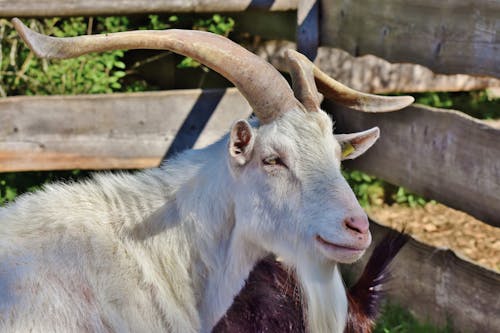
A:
[{"xmin": 344, "ymin": 215, "xmax": 370, "ymax": 234}]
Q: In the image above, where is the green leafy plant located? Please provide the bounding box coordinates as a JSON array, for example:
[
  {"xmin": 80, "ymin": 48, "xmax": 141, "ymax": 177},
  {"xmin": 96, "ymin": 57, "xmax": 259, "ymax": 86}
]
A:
[
  {"xmin": 375, "ymin": 302, "xmax": 453, "ymax": 333},
  {"xmin": 343, "ymin": 169, "xmax": 430, "ymax": 208},
  {"xmin": 413, "ymin": 90, "xmax": 500, "ymax": 120},
  {"xmin": 0, "ymin": 14, "xmax": 236, "ymax": 95},
  {"xmin": 392, "ymin": 187, "xmax": 429, "ymax": 207},
  {"xmin": 145, "ymin": 14, "xmax": 170, "ymax": 30},
  {"xmin": 0, "ymin": 17, "xmax": 129, "ymax": 96},
  {"xmin": 342, "ymin": 170, "xmax": 386, "ymax": 207},
  {"xmin": 177, "ymin": 14, "xmax": 235, "ymax": 69},
  {"xmin": 194, "ymin": 14, "xmax": 235, "ymax": 36}
]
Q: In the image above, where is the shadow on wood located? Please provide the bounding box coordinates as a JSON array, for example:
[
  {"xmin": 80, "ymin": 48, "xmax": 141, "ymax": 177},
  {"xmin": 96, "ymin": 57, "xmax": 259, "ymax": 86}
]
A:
[
  {"xmin": 164, "ymin": 89, "xmax": 225, "ymax": 159},
  {"xmin": 0, "ymin": 88, "xmax": 252, "ymax": 172}
]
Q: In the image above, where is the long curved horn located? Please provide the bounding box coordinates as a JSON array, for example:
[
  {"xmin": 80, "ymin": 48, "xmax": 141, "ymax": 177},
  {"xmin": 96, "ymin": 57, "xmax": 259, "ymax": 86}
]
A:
[
  {"xmin": 285, "ymin": 50, "xmax": 414, "ymax": 112},
  {"xmin": 12, "ymin": 18, "xmax": 303, "ymax": 124},
  {"xmin": 285, "ymin": 50, "xmax": 322, "ymax": 112}
]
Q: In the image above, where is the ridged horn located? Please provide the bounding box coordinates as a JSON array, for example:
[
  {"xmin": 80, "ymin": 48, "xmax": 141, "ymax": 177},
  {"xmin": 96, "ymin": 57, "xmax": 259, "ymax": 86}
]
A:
[
  {"xmin": 285, "ymin": 49, "xmax": 414, "ymax": 112},
  {"xmin": 284, "ymin": 50, "xmax": 322, "ymax": 112},
  {"xmin": 12, "ymin": 18, "xmax": 303, "ymax": 124}
]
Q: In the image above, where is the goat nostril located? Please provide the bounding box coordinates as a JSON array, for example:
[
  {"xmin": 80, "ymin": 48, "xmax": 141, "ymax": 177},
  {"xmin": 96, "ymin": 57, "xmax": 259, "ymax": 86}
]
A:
[{"xmin": 344, "ymin": 216, "xmax": 369, "ymax": 234}]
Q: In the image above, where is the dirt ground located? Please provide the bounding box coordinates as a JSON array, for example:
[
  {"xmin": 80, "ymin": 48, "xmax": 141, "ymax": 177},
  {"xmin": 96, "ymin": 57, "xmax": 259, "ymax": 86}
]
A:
[{"xmin": 367, "ymin": 203, "xmax": 500, "ymax": 272}]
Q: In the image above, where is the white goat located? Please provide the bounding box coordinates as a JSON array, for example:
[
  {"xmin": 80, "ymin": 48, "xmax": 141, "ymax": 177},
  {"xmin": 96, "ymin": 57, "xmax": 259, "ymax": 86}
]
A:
[{"xmin": 1, "ymin": 19, "xmax": 413, "ymax": 333}]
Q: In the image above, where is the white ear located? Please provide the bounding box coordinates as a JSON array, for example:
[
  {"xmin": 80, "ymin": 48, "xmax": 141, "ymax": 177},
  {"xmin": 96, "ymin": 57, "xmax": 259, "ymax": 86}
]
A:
[
  {"xmin": 229, "ymin": 119, "xmax": 255, "ymax": 165},
  {"xmin": 335, "ymin": 127, "xmax": 380, "ymax": 160}
]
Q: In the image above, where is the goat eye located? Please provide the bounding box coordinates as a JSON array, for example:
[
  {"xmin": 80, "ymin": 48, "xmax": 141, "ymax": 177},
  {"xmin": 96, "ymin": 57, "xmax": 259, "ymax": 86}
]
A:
[{"xmin": 263, "ymin": 156, "xmax": 286, "ymax": 167}]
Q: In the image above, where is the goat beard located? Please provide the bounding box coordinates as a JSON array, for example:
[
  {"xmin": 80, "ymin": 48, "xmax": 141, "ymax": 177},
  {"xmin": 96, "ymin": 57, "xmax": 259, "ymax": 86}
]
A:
[{"xmin": 295, "ymin": 252, "xmax": 348, "ymax": 333}]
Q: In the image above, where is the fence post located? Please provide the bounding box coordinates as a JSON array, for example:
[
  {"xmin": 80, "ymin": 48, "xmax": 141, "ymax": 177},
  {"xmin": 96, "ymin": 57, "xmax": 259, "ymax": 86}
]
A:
[{"xmin": 297, "ymin": 0, "xmax": 319, "ymax": 60}]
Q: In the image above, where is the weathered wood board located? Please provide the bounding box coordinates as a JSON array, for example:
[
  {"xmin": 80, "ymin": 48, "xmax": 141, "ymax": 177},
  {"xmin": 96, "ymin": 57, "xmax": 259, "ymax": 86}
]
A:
[
  {"xmin": 0, "ymin": 0, "xmax": 298, "ymax": 17},
  {"xmin": 0, "ymin": 88, "xmax": 252, "ymax": 171},
  {"xmin": 321, "ymin": 0, "xmax": 500, "ymax": 77},
  {"xmin": 252, "ymin": 41, "xmax": 500, "ymax": 93},
  {"xmin": 328, "ymin": 101, "xmax": 500, "ymax": 227},
  {"xmin": 342, "ymin": 222, "xmax": 500, "ymax": 333}
]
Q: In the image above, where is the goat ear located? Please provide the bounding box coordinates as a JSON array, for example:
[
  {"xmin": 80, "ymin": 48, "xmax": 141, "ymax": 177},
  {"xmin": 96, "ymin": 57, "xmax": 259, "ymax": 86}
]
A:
[
  {"xmin": 335, "ymin": 127, "xmax": 380, "ymax": 160},
  {"xmin": 229, "ymin": 120, "xmax": 255, "ymax": 165}
]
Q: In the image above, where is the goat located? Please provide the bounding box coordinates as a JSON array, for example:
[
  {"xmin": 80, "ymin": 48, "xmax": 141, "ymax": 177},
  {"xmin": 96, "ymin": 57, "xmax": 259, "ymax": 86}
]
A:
[
  {"xmin": 213, "ymin": 228, "xmax": 408, "ymax": 333},
  {"xmin": 2, "ymin": 19, "xmax": 414, "ymax": 333}
]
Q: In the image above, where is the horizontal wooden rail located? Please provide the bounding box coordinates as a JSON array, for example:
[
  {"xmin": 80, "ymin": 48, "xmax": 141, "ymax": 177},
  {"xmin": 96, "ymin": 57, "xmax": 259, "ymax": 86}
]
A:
[
  {"xmin": 2, "ymin": 88, "xmax": 499, "ymax": 227},
  {"xmin": 343, "ymin": 222, "xmax": 500, "ymax": 333},
  {"xmin": 321, "ymin": 0, "xmax": 500, "ymax": 78},
  {"xmin": 328, "ymin": 101, "xmax": 500, "ymax": 227},
  {"xmin": 0, "ymin": 88, "xmax": 252, "ymax": 171},
  {"xmin": 254, "ymin": 40, "xmax": 500, "ymax": 93},
  {"xmin": 0, "ymin": 0, "xmax": 297, "ymax": 17}
]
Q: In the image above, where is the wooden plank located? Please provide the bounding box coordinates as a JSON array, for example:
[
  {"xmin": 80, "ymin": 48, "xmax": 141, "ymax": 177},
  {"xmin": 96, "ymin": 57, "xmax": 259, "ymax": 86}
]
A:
[
  {"xmin": 0, "ymin": 0, "xmax": 298, "ymax": 17},
  {"xmin": 485, "ymin": 119, "xmax": 500, "ymax": 129},
  {"xmin": 252, "ymin": 40, "xmax": 500, "ymax": 93},
  {"xmin": 312, "ymin": 46, "xmax": 500, "ymax": 94},
  {"xmin": 0, "ymin": 88, "xmax": 252, "ymax": 171},
  {"xmin": 342, "ymin": 222, "xmax": 500, "ymax": 333},
  {"xmin": 327, "ymin": 102, "xmax": 500, "ymax": 227},
  {"xmin": 320, "ymin": 0, "xmax": 500, "ymax": 77}
]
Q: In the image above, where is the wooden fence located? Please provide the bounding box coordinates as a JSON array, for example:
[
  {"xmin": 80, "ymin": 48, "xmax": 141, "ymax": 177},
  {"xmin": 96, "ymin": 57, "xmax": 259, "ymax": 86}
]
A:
[
  {"xmin": 0, "ymin": 89, "xmax": 252, "ymax": 171},
  {"xmin": 1, "ymin": 0, "xmax": 499, "ymax": 331},
  {"xmin": 321, "ymin": 0, "xmax": 500, "ymax": 77}
]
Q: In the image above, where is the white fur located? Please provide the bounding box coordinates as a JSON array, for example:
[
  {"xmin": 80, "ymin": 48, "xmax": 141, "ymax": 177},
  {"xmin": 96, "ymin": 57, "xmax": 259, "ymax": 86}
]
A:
[{"xmin": 0, "ymin": 108, "xmax": 376, "ymax": 333}]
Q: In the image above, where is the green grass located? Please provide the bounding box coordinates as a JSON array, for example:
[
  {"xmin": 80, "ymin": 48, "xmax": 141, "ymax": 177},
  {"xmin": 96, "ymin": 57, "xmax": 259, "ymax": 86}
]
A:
[{"xmin": 375, "ymin": 303, "xmax": 454, "ymax": 333}]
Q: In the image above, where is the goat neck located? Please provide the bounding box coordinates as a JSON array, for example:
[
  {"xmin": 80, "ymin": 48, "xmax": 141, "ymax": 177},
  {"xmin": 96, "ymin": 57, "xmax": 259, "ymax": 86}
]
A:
[{"xmin": 135, "ymin": 144, "xmax": 268, "ymax": 330}]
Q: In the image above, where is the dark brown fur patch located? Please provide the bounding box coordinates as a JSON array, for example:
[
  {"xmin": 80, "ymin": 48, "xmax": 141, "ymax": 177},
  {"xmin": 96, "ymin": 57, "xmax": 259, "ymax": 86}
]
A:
[{"xmin": 213, "ymin": 228, "xmax": 408, "ymax": 333}]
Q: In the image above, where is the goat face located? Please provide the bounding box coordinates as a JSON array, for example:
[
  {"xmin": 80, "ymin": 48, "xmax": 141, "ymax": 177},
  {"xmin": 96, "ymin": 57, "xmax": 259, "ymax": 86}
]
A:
[{"xmin": 228, "ymin": 108, "xmax": 377, "ymax": 265}]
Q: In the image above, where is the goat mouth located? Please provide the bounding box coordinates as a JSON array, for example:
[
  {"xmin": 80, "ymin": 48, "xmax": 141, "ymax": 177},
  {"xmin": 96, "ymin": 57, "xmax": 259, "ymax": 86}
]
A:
[{"xmin": 315, "ymin": 235, "xmax": 367, "ymax": 254}]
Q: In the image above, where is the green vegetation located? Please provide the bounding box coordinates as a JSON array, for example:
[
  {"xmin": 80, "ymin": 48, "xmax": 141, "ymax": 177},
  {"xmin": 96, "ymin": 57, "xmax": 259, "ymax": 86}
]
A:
[
  {"xmin": 343, "ymin": 170, "xmax": 431, "ymax": 208},
  {"xmin": 0, "ymin": 17, "xmax": 129, "ymax": 95},
  {"xmin": 343, "ymin": 170, "xmax": 386, "ymax": 207},
  {"xmin": 177, "ymin": 14, "xmax": 235, "ymax": 69},
  {"xmin": 413, "ymin": 90, "xmax": 500, "ymax": 120},
  {"xmin": 0, "ymin": 14, "xmax": 236, "ymax": 97},
  {"xmin": 375, "ymin": 302, "xmax": 453, "ymax": 333}
]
